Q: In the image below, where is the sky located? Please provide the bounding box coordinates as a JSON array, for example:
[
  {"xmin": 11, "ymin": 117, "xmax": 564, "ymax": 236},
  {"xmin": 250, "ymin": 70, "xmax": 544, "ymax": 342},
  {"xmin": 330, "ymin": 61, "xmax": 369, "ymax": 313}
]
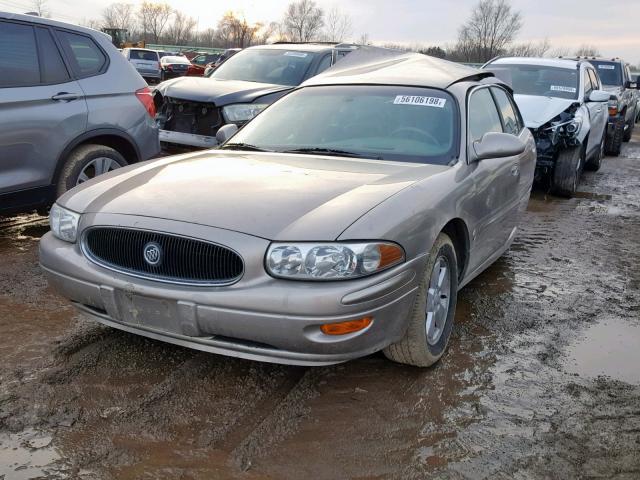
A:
[{"xmin": 2, "ymin": 0, "xmax": 639, "ymax": 65}]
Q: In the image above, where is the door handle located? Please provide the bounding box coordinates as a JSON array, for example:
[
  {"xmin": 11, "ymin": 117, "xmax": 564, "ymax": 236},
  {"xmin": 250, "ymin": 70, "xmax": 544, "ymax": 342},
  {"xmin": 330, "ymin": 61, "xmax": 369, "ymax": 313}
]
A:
[
  {"xmin": 51, "ymin": 92, "xmax": 80, "ymax": 102},
  {"xmin": 511, "ymin": 163, "xmax": 520, "ymax": 177}
]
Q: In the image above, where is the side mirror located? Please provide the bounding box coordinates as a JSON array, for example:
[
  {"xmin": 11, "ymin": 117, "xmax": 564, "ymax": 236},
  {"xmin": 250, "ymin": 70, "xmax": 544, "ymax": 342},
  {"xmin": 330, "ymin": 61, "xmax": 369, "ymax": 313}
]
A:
[
  {"xmin": 216, "ymin": 123, "xmax": 239, "ymax": 144},
  {"xmin": 626, "ymin": 80, "xmax": 638, "ymax": 89},
  {"xmin": 588, "ymin": 90, "xmax": 611, "ymax": 103},
  {"xmin": 472, "ymin": 132, "xmax": 526, "ymax": 161}
]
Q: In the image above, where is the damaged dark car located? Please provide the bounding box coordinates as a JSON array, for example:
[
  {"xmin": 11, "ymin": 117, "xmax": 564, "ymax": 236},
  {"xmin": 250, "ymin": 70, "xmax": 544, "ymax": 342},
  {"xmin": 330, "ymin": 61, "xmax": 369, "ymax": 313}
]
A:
[
  {"xmin": 154, "ymin": 43, "xmax": 358, "ymax": 150},
  {"xmin": 484, "ymin": 58, "xmax": 610, "ymax": 197}
]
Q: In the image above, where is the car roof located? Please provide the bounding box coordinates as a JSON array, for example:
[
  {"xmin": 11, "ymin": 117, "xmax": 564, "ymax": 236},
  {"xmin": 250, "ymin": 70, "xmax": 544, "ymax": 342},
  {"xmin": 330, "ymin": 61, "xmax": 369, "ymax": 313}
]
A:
[
  {"xmin": 303, "ymin": 47, "xmax": 494, "ymax": 89},
  {"xmin": 488, "ymin": 57, "xmax": 580, "ymax": 69},
  {"xmin": 247, "ymin": 43, "xmax": 337, "ymax": 53},
  {"xmin": 0, "ymin": 10, "xmax": 106, "ymax": 38}
]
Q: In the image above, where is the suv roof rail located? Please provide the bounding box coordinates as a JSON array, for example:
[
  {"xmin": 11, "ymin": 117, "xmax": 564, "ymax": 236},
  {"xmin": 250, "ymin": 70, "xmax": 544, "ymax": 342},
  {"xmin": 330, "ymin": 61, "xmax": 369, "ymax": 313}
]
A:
[{"xmin": 271, "ymin": 41, "xmax": 338, "ymax": 45}]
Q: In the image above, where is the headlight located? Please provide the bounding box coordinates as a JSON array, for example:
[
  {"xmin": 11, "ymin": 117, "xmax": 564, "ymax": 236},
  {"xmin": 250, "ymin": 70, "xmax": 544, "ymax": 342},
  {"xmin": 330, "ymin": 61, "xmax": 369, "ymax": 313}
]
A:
[
  {"xmin": 266, "ymin": 242, "xmax": 405, "ymax": 280},
  {"xmin": 222, "ymin": 103, "xmax": 267, "ymax": 123},
  {"xmin": 49, "ymin": 204, "xmax": 80, "ymax": 243}
]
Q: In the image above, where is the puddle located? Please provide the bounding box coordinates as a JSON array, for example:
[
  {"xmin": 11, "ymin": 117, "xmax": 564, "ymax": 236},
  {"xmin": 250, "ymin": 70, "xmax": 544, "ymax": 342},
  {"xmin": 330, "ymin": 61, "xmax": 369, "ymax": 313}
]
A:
[
  {"xmin": 573, "ymin": 191, "xmax": 612, "ymax": 201},
  {"xmin": 563, "ymin": 317, "xmax": 640, "ymax": 384},
  {"xmin": 0, "ymin": 428, "xmax": 66, "ymax": 479}
]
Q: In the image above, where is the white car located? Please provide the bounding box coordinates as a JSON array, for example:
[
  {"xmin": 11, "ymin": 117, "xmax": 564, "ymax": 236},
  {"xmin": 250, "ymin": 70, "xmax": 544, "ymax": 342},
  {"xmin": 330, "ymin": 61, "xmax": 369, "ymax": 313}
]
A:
[{"xmin": 483, "ymin": 57, "xmax": 610, "ymax": 196}]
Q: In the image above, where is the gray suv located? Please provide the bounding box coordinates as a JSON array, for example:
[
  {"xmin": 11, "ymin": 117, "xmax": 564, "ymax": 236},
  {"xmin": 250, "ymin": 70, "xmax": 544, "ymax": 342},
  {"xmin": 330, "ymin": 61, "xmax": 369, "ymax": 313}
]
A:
[{"xmin": 0, "ymin": 12, "xmax": 160, "ymax": 214}]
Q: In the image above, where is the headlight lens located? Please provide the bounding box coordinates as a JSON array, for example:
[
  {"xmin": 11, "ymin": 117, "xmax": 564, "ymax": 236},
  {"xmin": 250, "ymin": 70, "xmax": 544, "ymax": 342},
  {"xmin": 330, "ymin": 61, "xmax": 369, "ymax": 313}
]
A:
[
  {"xmin": 49, "ymin": 204, "xmax": 80, "ymax": 243},
  {"xmin": 222, "ymin": 103, "xmax": 268, "ymax": 122},
  {"xmin": 266, "ymin": 242, "xmax": 405, "ymax": 280}
]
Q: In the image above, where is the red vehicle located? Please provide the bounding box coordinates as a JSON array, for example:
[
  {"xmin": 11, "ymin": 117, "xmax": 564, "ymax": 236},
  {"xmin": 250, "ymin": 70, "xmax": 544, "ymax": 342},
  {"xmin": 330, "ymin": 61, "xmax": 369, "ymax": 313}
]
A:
[{"xmin": 187, "ymin": 53, "xmax": 221, "ymax": 76}]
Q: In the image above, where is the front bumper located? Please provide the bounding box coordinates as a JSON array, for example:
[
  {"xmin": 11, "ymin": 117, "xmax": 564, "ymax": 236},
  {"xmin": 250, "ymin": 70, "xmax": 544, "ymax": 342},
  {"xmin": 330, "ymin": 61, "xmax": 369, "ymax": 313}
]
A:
[{"xmin": 39, "ymin": 214, "xmax": 422, "ymax": 366}]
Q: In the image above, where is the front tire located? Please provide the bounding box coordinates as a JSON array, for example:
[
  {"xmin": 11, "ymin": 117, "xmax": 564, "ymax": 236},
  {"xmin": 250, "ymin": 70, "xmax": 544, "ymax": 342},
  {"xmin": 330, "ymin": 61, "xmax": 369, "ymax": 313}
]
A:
[
  {"xmin": 56, "ymin": 144, "xmax": 127, "ymax": 198},
  {"xmin": 383, "ymin": 233, "xmax": 458, "ymax": 367},
  {"xmin": 551, "ymin": 145, "xmax": 583, "ymax": 197}
]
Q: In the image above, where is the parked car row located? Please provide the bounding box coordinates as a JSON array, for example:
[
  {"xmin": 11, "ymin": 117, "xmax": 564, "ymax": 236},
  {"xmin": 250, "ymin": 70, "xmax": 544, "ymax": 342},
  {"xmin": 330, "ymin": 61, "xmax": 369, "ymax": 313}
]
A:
[{"xmin": 1, "ymin": 10, "xmax": 637, "ymax": 368}]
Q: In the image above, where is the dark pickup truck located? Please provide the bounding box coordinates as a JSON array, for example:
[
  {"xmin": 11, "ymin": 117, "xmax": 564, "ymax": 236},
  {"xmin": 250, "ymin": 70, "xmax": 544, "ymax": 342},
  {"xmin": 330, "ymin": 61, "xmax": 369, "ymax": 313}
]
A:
[{"xmin": 574, "ymin": 57, "xmax": 639, "ymax": 155}]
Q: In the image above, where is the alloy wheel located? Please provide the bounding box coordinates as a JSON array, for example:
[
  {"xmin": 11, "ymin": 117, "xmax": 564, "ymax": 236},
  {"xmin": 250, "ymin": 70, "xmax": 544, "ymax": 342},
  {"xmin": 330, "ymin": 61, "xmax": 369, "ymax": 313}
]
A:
[
  {"xmin": 76, "ymin": 157, "xmax": 122, "ymax": 185},
  {"xmin": 425, "ymin": 255, "xmax": 451, "ymax": 346}
]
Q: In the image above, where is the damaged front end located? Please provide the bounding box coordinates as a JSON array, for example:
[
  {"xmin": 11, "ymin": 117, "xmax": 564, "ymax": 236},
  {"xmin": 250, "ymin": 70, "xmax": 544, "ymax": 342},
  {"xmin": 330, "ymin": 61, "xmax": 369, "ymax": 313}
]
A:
[
  {"xmin": 531, "ymin": 103, "xmax": 582, "ymax": 181},
  {"xmin": 155, "ymin": 95, "xmax": 224, "ymax": 149}
]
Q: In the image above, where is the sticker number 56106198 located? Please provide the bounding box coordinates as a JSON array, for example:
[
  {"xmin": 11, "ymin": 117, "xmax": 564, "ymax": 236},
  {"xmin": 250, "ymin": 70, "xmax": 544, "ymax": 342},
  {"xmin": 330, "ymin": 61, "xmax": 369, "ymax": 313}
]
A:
[{"xmin": 393, "ymin": 95, "xmax": 447, "ymax": 108}]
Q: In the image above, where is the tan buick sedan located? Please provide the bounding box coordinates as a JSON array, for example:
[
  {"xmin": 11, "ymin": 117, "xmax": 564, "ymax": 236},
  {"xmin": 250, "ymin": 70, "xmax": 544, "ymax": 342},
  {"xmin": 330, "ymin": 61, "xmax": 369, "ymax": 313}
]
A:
[{"xmin": 40, "ymin": 49, "xmax": 536, "ymax": 367}]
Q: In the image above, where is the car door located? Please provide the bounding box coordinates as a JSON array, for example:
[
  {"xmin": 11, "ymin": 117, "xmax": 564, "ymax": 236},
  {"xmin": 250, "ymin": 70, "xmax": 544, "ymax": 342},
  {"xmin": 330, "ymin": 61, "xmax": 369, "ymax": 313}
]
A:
[
  {"xmin": 464, "ymin": 86, "xmax": 522, "ymax": 271},
  {"xmin": 0, "ymin": 20, "xmax": 87, "ymax": 198},
  {"xmin": 587, "ymin": 68, "xmax": 608, "ymax": 145}
]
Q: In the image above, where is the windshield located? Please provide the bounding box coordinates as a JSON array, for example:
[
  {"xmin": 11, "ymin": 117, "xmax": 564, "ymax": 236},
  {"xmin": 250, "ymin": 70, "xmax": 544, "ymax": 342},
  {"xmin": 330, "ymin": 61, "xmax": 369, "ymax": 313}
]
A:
[
  {"xmin": 589, "ymin": 61, "xmax": 623, "ymax": 86},
  {"xmin": 211, "ymin": 49, "xmax": 317, "ymax": 86},
  {"xmin": 226, "ymin": 85, "xmax": 458, "ymax": 165},
  {"xmin": 491, "ymin": 64, "xmax": 579, "ymax": 100}
]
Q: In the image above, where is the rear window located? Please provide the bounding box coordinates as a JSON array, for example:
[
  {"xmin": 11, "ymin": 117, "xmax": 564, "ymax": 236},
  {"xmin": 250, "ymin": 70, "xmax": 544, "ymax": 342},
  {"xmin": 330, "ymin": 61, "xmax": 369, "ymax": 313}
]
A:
[
  {"xmin": 0, "ymin": 21, "xmax": 40, "ymax": 87},
  {"xmin": 130, "ymin": 49, "xmax": 159, "ymax": 61},
  {"xmin": 161, "ymin": 56, "xmax": 190, "ymax": 64},
  {"xmin": 57, "ymin": 31, "xmax": 107, "ymax": 77},
  {"xmin": 211, "ymin": 49, "xmax": 316, "ymax": 86},
  {"xmin": 589, "ymin": 61, "xmax": 623, "ymax": 86}
]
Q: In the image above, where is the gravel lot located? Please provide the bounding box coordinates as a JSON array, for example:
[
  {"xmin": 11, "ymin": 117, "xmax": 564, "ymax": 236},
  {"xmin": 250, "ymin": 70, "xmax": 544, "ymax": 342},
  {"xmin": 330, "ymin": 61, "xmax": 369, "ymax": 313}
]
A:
[{"xmin": 1, "ymin": 134, "xmax": 639, "ymax": 479}]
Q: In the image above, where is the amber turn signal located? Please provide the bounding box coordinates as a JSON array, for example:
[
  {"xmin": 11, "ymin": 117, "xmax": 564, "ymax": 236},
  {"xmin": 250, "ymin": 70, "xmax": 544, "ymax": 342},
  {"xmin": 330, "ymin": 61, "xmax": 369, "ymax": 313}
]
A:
[
  {"xmin": 320, "ymin": 317, "xmax": 373, "ymax": 335},
  {"xmin": 609, "ymin": 106, "xmax": 618, "ymax": 116}
]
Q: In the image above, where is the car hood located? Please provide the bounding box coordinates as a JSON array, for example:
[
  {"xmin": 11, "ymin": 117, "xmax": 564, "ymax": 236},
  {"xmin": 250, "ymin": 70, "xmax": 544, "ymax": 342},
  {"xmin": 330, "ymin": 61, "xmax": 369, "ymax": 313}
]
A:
[
  {"xmin": 602, "ymin": 85, "xmax": 623, "ymax": 99},
  {"xmin": 60, "ymin": 151, "xmax": 448, "ymax": 241},
  {"xmin": 155, "ymin": 77, "xmax": 291, "ymax": 105},
  {"xmin": 514, "ymin": 94, "xmax": 578, "ymax": 129}
]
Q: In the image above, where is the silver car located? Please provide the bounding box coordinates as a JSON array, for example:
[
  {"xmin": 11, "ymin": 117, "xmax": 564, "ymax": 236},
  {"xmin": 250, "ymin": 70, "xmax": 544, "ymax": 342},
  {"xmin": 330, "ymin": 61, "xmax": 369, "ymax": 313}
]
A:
[
  {"xmin": 0, "ymin": 12, "xmax": 160, "ymax": 214},
  {"xmin": 122, "ymin": 48, "xmax": 162, "ymax": 82},
  {"xmin": 39, "ymin": 50, "xmax": 536, "ymax": 367}
]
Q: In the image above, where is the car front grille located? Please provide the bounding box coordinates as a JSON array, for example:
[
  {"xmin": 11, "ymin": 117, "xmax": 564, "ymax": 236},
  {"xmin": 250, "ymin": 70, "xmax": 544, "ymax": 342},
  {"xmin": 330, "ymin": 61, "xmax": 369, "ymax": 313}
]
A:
[
  {"xmin": 159, "ymin": 97, "xmax": 222, "ymax": 136},
  {"xmin": 82, "ymin": 227, "xmax": 243, "ymax": 286}
]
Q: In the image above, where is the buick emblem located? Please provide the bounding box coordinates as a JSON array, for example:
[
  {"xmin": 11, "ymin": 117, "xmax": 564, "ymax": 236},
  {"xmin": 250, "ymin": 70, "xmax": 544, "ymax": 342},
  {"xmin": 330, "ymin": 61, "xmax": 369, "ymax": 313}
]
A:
[{"xmin": 143, "ymin": 242, "xmax": 162, "ymax": 266}]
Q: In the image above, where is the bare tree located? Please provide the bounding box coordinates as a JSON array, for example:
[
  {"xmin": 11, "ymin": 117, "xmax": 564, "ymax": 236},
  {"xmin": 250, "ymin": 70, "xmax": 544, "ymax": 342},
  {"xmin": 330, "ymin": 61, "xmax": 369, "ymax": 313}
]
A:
[
  {"xmin": 217, "ymin": 12, "xmax": 262, "ymax": 48},
  {"xmin": 31, "ymin": 0, "xmax": 49, "ymax": 18},
  {"xmin": 358, "ymin": 33, "xmax": 371, "ymax": 45},
  {"xmin": 166, "ymin": 11, "xmax": 197, "ymax": 46},
  {"xmin": 81, "ymin": 18, "xmax": 103, "ymax": 30},
  {"xmin": 456, "ymin": 0, "xmax": 522, "ymax": 62},
  {"xmin": 322, "ymin": 7, "xmax": 352, "ymax": 42},
  {"xmin": 574, "ymin": 44, "xmax": 601, "ymax": 57},
  {"xmin": 102, "ymin": 3, "xmax": 135, "ymax": 32},
  {"xmin": 199, "ymin": 28, "xmax": 217, "ymax": 47},
  {"xmin": 549, "ymin": 46, "xmax": 571, "ymax": 58},
  {"xmin": 507, "ymin": 38, "xmax": 551, "ymax": 57},
  {"xmin": 138, "ymin": 2, "xmax": 173, "ymax": 44},
  {"xmin": 283, "ymin": 0, "xmax": 325, "ymax": 42}
]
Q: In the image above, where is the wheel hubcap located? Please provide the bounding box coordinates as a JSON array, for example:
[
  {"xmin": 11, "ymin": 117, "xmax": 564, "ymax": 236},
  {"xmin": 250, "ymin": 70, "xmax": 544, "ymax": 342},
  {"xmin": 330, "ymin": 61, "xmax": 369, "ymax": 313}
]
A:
[
  {"xmin": 76, "ymin": 157, "xmax": 121, "ymax": 185},
  {"xmin": 425, "ymin": 255, "xmax": 451, "ymax": 346}
]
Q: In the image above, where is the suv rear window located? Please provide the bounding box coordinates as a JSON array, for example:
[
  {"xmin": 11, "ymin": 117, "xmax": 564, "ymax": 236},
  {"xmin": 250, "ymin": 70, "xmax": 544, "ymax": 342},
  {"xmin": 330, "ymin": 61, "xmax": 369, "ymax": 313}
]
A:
[
  {"xmin": 130, "ymin": 49, "xmax": 159, "ymax": 61},
  {"xmin": 590, "ymin": 61, "xmax": 622, "ymax": 86},
  {"xmin": 57, "ymin": 31, "xmax": 107, "ymax": 77},
  {"xmin": 0, "ymin": 21, "xmax": 40, "ymax": 87}
]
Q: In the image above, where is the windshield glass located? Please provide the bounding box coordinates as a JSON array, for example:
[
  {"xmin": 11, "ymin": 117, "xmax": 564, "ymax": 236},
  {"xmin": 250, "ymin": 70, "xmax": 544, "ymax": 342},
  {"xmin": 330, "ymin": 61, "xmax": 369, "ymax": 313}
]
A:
[
  {"xmin": 491, "ymin": 64, "xmax": 579, "ymax": 100},
  {"xmin": 211, "ymin": 49, "xmax": 317, "ymax": 86},
  {"xmin": 589, "ymin": 61, "xmax": 623, "ymax": 86},
  {"xmin": 227, "ymin": 85, "xmax": 458, "ymax": 165}
]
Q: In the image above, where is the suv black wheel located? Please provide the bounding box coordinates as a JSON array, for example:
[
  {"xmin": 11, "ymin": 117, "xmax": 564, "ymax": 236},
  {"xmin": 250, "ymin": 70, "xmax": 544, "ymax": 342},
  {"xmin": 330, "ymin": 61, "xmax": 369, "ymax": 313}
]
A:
[
  {"xmin": 606, "ymin": 117, "xmax": 625, "ymax": 156},
  {"xmin": 56, "ymin": 144, "xmax": 127, "ymax": 197},
  {"xmin": 551, "ymin": 145, "xmax": 583, "ymax": 197}
]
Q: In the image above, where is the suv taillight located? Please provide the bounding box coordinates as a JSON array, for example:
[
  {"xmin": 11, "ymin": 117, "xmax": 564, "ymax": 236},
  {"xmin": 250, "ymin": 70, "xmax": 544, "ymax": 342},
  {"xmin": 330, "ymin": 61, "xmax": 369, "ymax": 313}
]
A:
[{"xmin": 135, "ymin": 87, "xmax": 156, "ymax": 118}]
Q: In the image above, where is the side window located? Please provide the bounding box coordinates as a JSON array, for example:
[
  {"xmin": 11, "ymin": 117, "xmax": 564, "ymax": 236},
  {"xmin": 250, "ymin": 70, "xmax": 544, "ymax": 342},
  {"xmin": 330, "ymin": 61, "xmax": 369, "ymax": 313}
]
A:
[
  {"xmin": 0, "ymin": 21, "xmax": 40, "ymax": 87},
  {"xmin": 56, "ymin": 30, "xmax": 107, "ymax": 77},
  {"xmin": 36, "ymin": 28, "xmax": 70, "ymax": 84},
  {"xmin": 583, "ymin": 69, "xmax": 594, "ymax": 97},
  {"xmin": 316, "ymin": 54, "xmax": 332, "ymax": 75},
  {"xmin": 587, "ymin": 69, "xmax": 600, "ymax": 90},
  {"xmin": 468, "ymin": 88, "xmax": 503, "ymax": 142},
  {"xmin": 491, "ymin": 87, "xmax": 521, "ymax": 135}
]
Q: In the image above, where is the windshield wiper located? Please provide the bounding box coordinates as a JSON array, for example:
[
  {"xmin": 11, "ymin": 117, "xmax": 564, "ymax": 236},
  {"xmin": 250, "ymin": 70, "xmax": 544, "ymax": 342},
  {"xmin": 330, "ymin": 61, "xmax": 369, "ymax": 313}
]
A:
[
  {"xmin": 221, "ymin": 143, "xmax": 271, "ymax": 152},
  {"xmin": 281, "ymin": 147, "xmax": 381, "ymax": 159}
]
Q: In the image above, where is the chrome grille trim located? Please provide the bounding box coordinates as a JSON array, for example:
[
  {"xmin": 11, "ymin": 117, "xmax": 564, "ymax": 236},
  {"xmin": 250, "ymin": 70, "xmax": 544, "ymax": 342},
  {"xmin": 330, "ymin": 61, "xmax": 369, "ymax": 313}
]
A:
[{"xmin": 81, "ymin": 227, "xmax": 244, "ymax": 287}]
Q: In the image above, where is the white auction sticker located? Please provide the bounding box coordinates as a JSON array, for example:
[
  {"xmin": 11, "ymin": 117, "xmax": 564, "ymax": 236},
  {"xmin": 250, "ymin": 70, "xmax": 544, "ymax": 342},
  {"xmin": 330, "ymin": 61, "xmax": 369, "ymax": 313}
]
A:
[
  {"xmin": 393, "ymin": 95, "xmax": 447, "ymax": 108},
  {"xmin": 598, "ymin": 64, "xmax": 615, "ymax": 70},
  {"xmin": 284, "ymin": 51, "xmax": 308, "ymax": 57},
  {"xmin": 550, "ymin": 85, "xmax": 577, "ymax": 93}
]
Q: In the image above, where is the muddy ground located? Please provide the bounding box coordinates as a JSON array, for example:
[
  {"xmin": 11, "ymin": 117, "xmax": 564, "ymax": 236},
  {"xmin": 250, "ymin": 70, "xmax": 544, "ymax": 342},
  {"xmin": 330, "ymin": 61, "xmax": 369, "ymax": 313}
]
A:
[{"xmin": 1, "ymin": 136, "xmax": 639, "ymax": 480}]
